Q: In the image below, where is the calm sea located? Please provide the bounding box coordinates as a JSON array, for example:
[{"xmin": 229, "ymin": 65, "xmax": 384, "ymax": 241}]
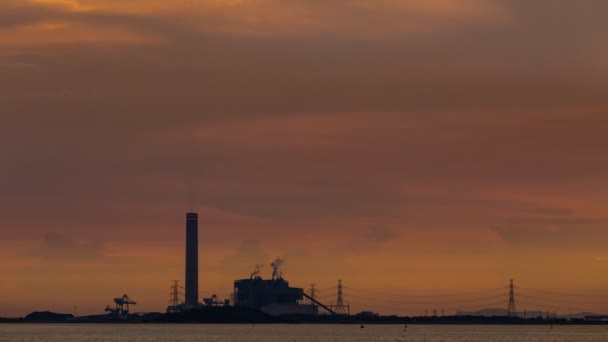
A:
[{"xmin": 2, "ymin": 324, "xmax": 608, "ymax": 341}]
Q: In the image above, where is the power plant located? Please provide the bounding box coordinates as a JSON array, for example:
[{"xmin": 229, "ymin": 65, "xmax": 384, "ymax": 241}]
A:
[
  {"xmin": 185, "ymin": 212, "xmax": 199, "ymax": 307},
  {"xmin": 232, "ymin": 257, "xmax": 335, "ymax": 316},
  {"xmin": 7, "ymin": 211, "xmax": 606, "ymax": 324},
  {"xmin": 166, "ymin": 212, "xmax": 336, "ymax": 317},
  {"xmin": 77, "ymin": 212, "xmax": 606, "ymax": 324},
  {"xmin": 166, "ymin": 213, "xmax": 205, "ymax": 313}
]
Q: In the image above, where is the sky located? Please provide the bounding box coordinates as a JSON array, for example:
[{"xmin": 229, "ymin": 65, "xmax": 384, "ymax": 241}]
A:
[{"xmin": 1, "ymin": 0, "xmax": 608, "ymax": 317}]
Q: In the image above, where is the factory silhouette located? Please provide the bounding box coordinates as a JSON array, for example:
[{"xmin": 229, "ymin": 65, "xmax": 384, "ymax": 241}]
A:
[
  {"xmin": 91, "ymin": 212, "xmax": 608, "ymax": 324},
  {"xmin": 185, "ymin": 212, "xmax": 199, "ymax": 308},
  {"xmin": 6, "ymin": 212, "xmax": 608, "ymax": 324},
  {"xmin": 166, "ymin": 212, "xmax": 343, "ymax": 317}
]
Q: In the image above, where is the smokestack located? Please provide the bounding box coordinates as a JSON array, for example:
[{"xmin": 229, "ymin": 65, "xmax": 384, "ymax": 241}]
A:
[
  {"xmin": 185, "ymin": 212, "xmax": 198, "ymax": 305},
  {"xmin": 271, "ymin": 257, "xmax": 284, "ymax": 279}
]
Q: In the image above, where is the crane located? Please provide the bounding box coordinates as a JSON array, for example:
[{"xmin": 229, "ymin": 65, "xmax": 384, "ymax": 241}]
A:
[{"xmin": 105, "ymin": 294, "xmax": 137, "ymax": 316}]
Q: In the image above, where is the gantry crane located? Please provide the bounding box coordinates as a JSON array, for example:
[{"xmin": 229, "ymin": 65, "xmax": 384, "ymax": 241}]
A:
[{"xmin": 105, "ymin": 294, "xmax": 136, "ymax": 316}]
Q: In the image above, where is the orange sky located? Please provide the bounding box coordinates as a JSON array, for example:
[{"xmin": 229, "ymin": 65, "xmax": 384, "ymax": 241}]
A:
[{"xmin": 1, "ymin": 0, "xmax": 608, "ymax": 317}]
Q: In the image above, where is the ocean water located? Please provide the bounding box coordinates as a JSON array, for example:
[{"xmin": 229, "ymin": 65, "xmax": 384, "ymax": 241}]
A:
[{"xmin": 1, "ymin": 324, "xmax": 608, "ymax": 342}]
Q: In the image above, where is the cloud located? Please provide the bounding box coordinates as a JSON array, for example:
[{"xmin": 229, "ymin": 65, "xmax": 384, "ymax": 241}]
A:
[
  {"xmin": 0, "ymin": 62, "xmax": 38, "ymax": 68},
  {"xmin": 2, "ymin": 0, "xmax": 607, "ymax": 113},
  {"xmin": 0, "ymin": 0, "xmax": 504, "ymax": 40},
  {"xmin": 0, "ymin": 2, "xmax": 61, "ymax": 29},
  {"xmin": 490, "ymin": 213, "xmax": 608, "ymax": 247},
  {"xmin": 211, "ymin": 240, "xmax": 269, "ymax": 279},
  {"xmin": 366, "ymin": 226, "xmax": 398, "ymax": 242},
  {"xmin": 31, "ymin": 233, "xmax": 104, "ymax": 260},
  {"xmin": 2, "ymin": 0, "xmax": 608, "ymax": 316},
  {"xmin": 171, "ymin": 0, "xmax": 508, "ymax": 37},
  {"xmin": 0, "ymin": 1, "xmax": 165, "ymax": 46},
  {"xmin": 28, "ymin": 0, "xmax": 86, "ymax": 11}
]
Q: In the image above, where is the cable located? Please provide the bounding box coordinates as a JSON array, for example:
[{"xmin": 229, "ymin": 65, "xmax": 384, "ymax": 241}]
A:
[
  {"xmin": 516, "ymin": 293, "xmax": 608, "ymax": 306},
  {"xmin": 349, "ymin": 299, "xmax": 508, "ymax": 312},
  {"xmin": 345, "ymin": 292, "xmax": 507, "ymax": 305},
  {"xmin": 517, "ymin": 300, "xmax": 605, "ymax": 314},
  {"xmin": 517, "ymin": 286, "xmax": 608, "ymax": 298},
  {"xmin": 316, "ymin": 293, "xmax": 337, "ymax": 299},
  {"xmin": 343, "ymin": 286, "xmax": 506, "ymax": 298},
  {"xmin": 314, "ymin": 286, "xmax": 338, "ymax": 293},
  {"xmin": 455, "ymin": 300, "xmax": 509, "ymax": 311}
]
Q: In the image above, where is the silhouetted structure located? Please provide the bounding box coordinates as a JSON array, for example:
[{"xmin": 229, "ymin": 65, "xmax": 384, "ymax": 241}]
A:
[
  {"xmin": 203, "ymin": 294, "xmax": 228, "ymax": 306},
  {"xmin": 167, "ymin": 280, "xmax": 184, "ymax": 313},
  {"xmin": 185, "ymin": 212, "xmax": 199, "ymax": 306},
  {"xmin": 330, "ymin": 279, "xmax": 350, "ymax": 315},
  {"xmin": 170, "ymin": 280, "xmax": 184, "ymax": 306},
  {"xmin": 105, "ymin": 294, "xmax": 136, "ymax": 318},
  {"xmin": 508, "ymin": 279, "xmax": 517, "ymax": 317},
  {"xmin": 234, "ymin": 276, "xmax": 304, "ymax": 310},
  {"xmin": 232, "ymin": 261, "xmax": 324, "ymax": 316}
]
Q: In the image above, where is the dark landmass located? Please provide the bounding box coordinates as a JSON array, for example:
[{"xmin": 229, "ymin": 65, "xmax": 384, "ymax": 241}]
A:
[
  {"xmin": 1, "ymin": 307, "xmax": 607, "ymax": 325},
  {"xmin": 0, "ymin": 317, "xmax": 18, "ymax": 323},
  {"xmin": 25, "ymin": 311, "xmax": 74, "ymax": 322}
]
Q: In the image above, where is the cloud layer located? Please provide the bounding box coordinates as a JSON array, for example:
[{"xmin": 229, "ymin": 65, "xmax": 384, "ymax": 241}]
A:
[{"xmin": 1, "ymin": 0, "xmax": 608, "ymax": 316}]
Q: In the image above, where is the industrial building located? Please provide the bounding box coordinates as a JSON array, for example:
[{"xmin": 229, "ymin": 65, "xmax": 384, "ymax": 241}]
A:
[
  {"xmin": 185, "ymin": 212, "xmax": 199, "ymax": 306},
  {"xmin": 166, "ymin": 212, "xmax": 203, "ymax": 313},
  {"xmin": 233, "ymin": 259, "xmax": 318, "ymax": 316},
  {"xmin": 168, "ymin": 212, "xmax": 335, "ymax": 316},
  {"xmin": 231, "ymin": 258, "xmax": 336, "ymax": 316}
]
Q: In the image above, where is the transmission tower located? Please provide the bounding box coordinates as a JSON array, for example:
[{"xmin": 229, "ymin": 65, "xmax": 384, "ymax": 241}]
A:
[
  {"xmin": 337, "ymin": 280, "xmax": 344, "ymax": 306},
  {"xmin": 507, "ymin": 279, "xmax": 516, "ymax": 317},
  {"xmin": 309, "ymin": 284, "xmax": 317, "ymax": 300},
  {"xmin": 330, "ymin": 279, "xmax": 350, "ymax": 315},
  {"xmin": 169, "ymin": 280, "xmax": 184, "ymax": 307}
]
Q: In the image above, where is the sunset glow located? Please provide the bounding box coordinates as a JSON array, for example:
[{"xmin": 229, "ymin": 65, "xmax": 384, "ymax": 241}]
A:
[{"xmin": 1, "ymin": 0, "xmax": 608, "ymax": 318}]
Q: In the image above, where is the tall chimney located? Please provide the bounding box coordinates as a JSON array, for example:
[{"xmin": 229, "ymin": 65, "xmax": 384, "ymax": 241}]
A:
[{"xmin": 185, "ymin": 212, "xmax": 199, "ymax": 305}]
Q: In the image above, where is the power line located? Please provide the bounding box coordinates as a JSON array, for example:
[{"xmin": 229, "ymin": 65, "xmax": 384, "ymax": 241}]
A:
[
  {"xmin": 517, "ymin": 300, "xmax": 607, "ymax": 314},
  {"xmin": 516, "ymin": 293, "xmax": 608, "ymax": 306},
  {"xmin": 517, "ymin": 286, "xmax": 608, "ymax": 298},
  {"xmin": 314, "ymin": 282, "xmax": 608, "ymax": 315},
  {"xmin": 309, "ymin": 284, "xmax": 316, "ymax": 300},
  {"xmin": 317, "ymin": 293, "xmax": 337, "ymax": 300},
  {"xmin": 349, "ymin": 299, "xmax": 508, "ymax": 312},
  {"xmin": 314, "ymin": 286, "xmax": 338, "ymax": 293},
  {"xmin": 508, "ymin": 279, "xmax": 516, "ymax": 317},
  {"xmin": 330, "ymin": 279, "xmax": 350, "ymax": 315},
  {"xmin": 343, "ymin": 286, "xmax": 506, "ymax": 298},
  {"xmin": 345, "ymin": 292, "xmax": 507, "ymax": 305},
  {"xmin": 453, "ymin": 300, "xmax": 509, "ymax": 311}
]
